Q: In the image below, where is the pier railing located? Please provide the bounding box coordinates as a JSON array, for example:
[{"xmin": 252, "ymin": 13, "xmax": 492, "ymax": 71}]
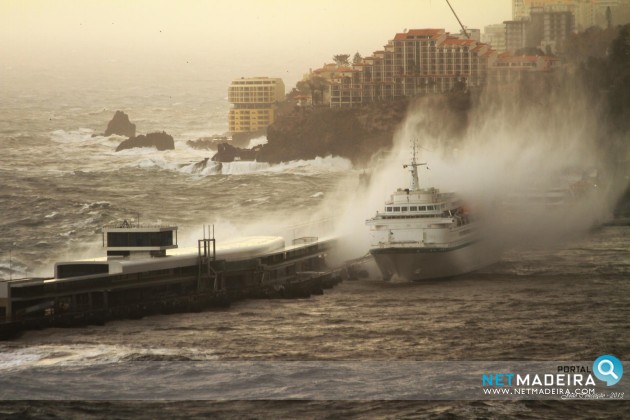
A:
[{"xmin": 197, "ymin": 238, "xmax": 220, "ymax": 291}]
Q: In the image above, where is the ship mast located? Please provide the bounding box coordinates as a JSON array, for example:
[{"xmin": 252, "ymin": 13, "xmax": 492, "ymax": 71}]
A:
[{"xmin": 403, "ymin": 140, "xmax": 426, "ymax": 191}]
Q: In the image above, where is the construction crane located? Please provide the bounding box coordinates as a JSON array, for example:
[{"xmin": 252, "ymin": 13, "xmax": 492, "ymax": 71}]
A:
[{"xmin": 445, "ymin": 0, "xmax": 470, "ymax": 39}]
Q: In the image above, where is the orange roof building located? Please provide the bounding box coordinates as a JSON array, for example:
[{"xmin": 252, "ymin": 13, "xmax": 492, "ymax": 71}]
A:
[
  {"xmin": 325, "ymin": 28, "xmax": 496, "ymax": 108},
  {"xmin": 301, "ymin": 27, "xmax": 560, "ymax": 108}
]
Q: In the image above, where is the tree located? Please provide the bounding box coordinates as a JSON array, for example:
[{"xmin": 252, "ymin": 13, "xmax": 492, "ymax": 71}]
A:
[
  {"xmin": 308, "ymin": 76, "xmax": 328, "ymax": 105},
  {"xmin": 333, "ymin": 54, "xmax": 350, "ymax": 66},
  {"xmin": 296, "ymin": 80, "xmax": 312, "ymax": 95},
  {"xmin": 352, "ymin": 52, "xmax": 363, "ymax": 65},
  {"xmin": 564, "ymin": 26, "xmax": 618, "ymax": 63}
]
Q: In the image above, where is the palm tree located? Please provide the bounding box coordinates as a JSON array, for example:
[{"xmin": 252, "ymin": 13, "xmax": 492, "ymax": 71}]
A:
[{"xmin": 333, "ymin": 54, "xmax": 350, "ymax": 66}]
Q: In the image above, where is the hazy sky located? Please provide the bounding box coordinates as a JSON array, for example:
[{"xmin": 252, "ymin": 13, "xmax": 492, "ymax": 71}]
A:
[{"xmin": 1, "ymin": 0, "xmax": 511, "ymax": 86}]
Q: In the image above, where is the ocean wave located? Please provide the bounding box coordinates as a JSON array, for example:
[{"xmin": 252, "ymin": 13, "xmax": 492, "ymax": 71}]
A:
[
  {"xmin": 246, "ymin": 135, "xmax": 268, "ymax": 148},
  {"xmin": 265, "ymin": 156, "xmax": 353, "ymax": 174},
  {"xmin": 48, "ymin": 128, "xmax": 352, "ymax": 177},
  {"xmin": 50, "ymin": 128, "xmax": 95, "ymax": 143},
  {"xmin": 0, "ymin": 345, "xmax": 218, "ymax": 371},
  {"xmin": 79, "ymin": 201, "xmax": 111, "ymax": 212},
  {"xmin": 215, "ymin": 161, "xmax": 271, "ymax": 175},
  {"xmin": 183, "ymin": 155, "xmax": 352, "ymax": 176}
]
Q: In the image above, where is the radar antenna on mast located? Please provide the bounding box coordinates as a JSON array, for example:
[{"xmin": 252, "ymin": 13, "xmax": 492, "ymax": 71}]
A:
[
  {"xmin": 402, "ymin": 139, "xmax": 427, "ymax": 191},
  {"xmin": 445, "ymin": 0, "xmax": 470, "ymax": 39}
]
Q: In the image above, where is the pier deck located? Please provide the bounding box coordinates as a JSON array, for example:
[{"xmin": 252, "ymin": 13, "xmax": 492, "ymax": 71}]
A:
[{"xmin": 0, "ymin": 236, "xmax": 342, "ymax": 339}]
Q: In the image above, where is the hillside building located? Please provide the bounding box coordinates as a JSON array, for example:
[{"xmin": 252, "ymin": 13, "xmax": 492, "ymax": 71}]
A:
[
  {"xmin": 320, "ymin": 29, "xmax": 494, "ymax": 108},
  {"xmin": 483, "ymin": 24, "xmax": 508, "ymax": 52},
  {"xmin": 228, "ymin": 77, "xmax": 285, "ymax": 133},
  {"xmin": 298, "ymin": 26, "xmax": 563, "ymax": 109},
  {"xmin": 505, "ymin": 8, "xmax": 574, "ymax": 54},
  {"xmin": 490, "ymin": 51, "xmax": 561, "ymax": 84},
  {"xmin": 512, "ymin": 0, "xmax": 629, "ymax": 31}
]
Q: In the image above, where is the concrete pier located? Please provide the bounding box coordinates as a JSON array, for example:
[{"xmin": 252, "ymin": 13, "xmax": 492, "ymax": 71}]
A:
[{"xmin": 0, "ymin": 232, "xmax": 343, "ymax": 340}]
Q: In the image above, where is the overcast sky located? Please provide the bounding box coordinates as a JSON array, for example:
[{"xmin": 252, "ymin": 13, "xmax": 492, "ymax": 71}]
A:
[{"xmin": 1, "ymin": 0, "xmax": 511, "ymax": 85}]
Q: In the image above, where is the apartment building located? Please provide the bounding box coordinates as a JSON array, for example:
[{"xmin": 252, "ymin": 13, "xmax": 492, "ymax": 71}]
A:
[
  {"xmin": 228, "ymin": 77, "xmax": 285, "ymax": 133},
  {"xmin": 505, "ymin": 8, "xmax": 574, "ymax": 54},
  {"xmin": 483, "ymin": 24, "xmax": 508, "ymax": 52},
  {"xmin": 531, "ymin": 9, "xmax": 575, "ymax": 52},
  {"xmin": 505, "ymin": 19, "xmax": 530, "ymax": 51},
  {"xmin": 326, "ymin": 29, "xmax": 494, "ymax": 108},
  {"xmin": 513, "ymin": 0, "xmax": 628, "ymax": 31},
  {"xmin": 490, "ymin": 51, "xmax": 561, "ymax": 84}
]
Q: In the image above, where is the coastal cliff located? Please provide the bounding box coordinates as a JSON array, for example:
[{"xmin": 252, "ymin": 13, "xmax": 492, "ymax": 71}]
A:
[
  {"xmin": 212, "ymin": 93, "xmax": 471, "ymax": 165},
  {"xmin": 259, "ymin": 101, "xmax": 408, "ymax": 165}
]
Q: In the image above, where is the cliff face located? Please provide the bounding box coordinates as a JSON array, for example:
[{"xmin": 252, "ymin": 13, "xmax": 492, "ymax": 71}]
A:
[
  {"xmin": 210, "ymin": 93, "xmax": 472, "ymax": 164},
  {"xmin": 258, "ymin": 101, "xmax": 410, "ymax": 165}
]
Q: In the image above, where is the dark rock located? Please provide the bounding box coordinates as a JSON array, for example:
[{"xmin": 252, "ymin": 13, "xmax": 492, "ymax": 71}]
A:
[
  {"xmin": 200, "ymin": 95, "xmax": 473, "ymax": 166},
  {"xmin": 258, "ymin": 101, "xmax": 410, "ymax": 165},
  {"xmin": 191, "ymin": 157, "xmax": 210, "ymax": 171},
  {"xmin": 104, "ymin": 111, "xmax": 136, "ymax": 138},
  {"xmin": 115, "ymin": 131, "xmax": 175, "ymax": 152},
  {"xmin": 211, "ymin": 142, "xmax": 260, "ymax": 162}
]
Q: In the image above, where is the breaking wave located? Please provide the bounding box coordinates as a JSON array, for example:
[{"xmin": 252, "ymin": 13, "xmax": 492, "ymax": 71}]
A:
[
  {"xmin": 0, "ymin": 344, "xmax": 218, "ymax": 371},
  {"xmin": 177, "ymin": 155, "xmax": 353, "ymax": 176},
  {"xmin": 48, "ymin": 129, "xmax": 352, "ymax": 176}
]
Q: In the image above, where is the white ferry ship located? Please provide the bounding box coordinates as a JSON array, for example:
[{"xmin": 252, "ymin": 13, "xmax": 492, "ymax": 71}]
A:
[{"xmin": 365, "ymin": 146, "xmax": 497, "ymax": 281}]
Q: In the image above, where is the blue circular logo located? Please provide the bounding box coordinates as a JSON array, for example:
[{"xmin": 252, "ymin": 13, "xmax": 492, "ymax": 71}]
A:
[{"xmin": 593, "ymin": 355, "xmax": 623, "ymax": 386}]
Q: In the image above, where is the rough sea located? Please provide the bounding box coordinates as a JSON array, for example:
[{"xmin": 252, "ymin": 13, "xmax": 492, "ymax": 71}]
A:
[{"xmin": 1, "ymin": 63, "xmax": 629, "ymax": 418}]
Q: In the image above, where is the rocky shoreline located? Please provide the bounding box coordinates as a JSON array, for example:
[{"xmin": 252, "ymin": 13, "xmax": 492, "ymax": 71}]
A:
[
  {"xmin": 97, "ymin": 90, "xmax": 472, "ymax": 164},
  {"xmin": 259, "ymin": 101, "xmax": 408, "ymax": 165}
]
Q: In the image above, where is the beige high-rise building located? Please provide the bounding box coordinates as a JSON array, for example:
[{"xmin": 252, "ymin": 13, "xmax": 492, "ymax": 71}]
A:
[
  {"xmin": 228, "ymin": 77, "xmax": 285, "ymax": 133},
  {"xmin": 514, "ymin": 0, "xmax": 628, "ymax": 31},
  {"xmin": 483, "ymin": 23, "xmax": 508, "ymax": 51}
]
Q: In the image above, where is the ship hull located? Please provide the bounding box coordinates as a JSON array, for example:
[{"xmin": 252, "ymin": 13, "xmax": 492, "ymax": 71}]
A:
[{"xmin": 370, "ymin": 240, "xmax": 498, "ymax": 281}]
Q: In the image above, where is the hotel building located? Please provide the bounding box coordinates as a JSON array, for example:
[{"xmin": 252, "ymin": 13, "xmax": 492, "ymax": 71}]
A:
[
  {"xmin": 320, "ymin": 29, "xmax": 494, "ymax": 108},
  {"xmin": 490, "ymin": 52, "xmax": 561, "ymax": 84},
  {"xmin": 228, "ymin": 77, "xmax": 285, "ymax": 133},
  {"xmin": 483, "ymin": 24, "xmax": 508, "ymax": 52},
  {"xmin": 505, "ymin": 8, "xmax": 574, "ymax": 54},
  {"xmin": 512, "ymin": 0, "xmax": 627, "ymax": 31}
]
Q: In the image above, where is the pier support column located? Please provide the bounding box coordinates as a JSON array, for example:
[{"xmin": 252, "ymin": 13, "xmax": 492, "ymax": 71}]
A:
[{"xmin": 1, "ymin": 283, "xmax": 12, "ymax": 322}]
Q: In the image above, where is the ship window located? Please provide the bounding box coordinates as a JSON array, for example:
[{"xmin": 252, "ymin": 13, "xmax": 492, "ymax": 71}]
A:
[
  {"xmin": 410, "ymin": 206, "xmax": 417, "ymax": 211},
  {"xmin": 401, "ymin": 207, "xmax": 408, "ymax": 212},
  {"xmin": 386, "ymin": 207, "xmax": 392, "ymax": 211},
  {"xmin": 393, "ymin": 207, "xmax": 400, "ymax": 211},
  {"xmin": 427, "ymin": 206, "xmax": 434, "ymax": 210},
  {"xmin": 419, "ymin": 206, "xmax": 426, "ymax": 211}
]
